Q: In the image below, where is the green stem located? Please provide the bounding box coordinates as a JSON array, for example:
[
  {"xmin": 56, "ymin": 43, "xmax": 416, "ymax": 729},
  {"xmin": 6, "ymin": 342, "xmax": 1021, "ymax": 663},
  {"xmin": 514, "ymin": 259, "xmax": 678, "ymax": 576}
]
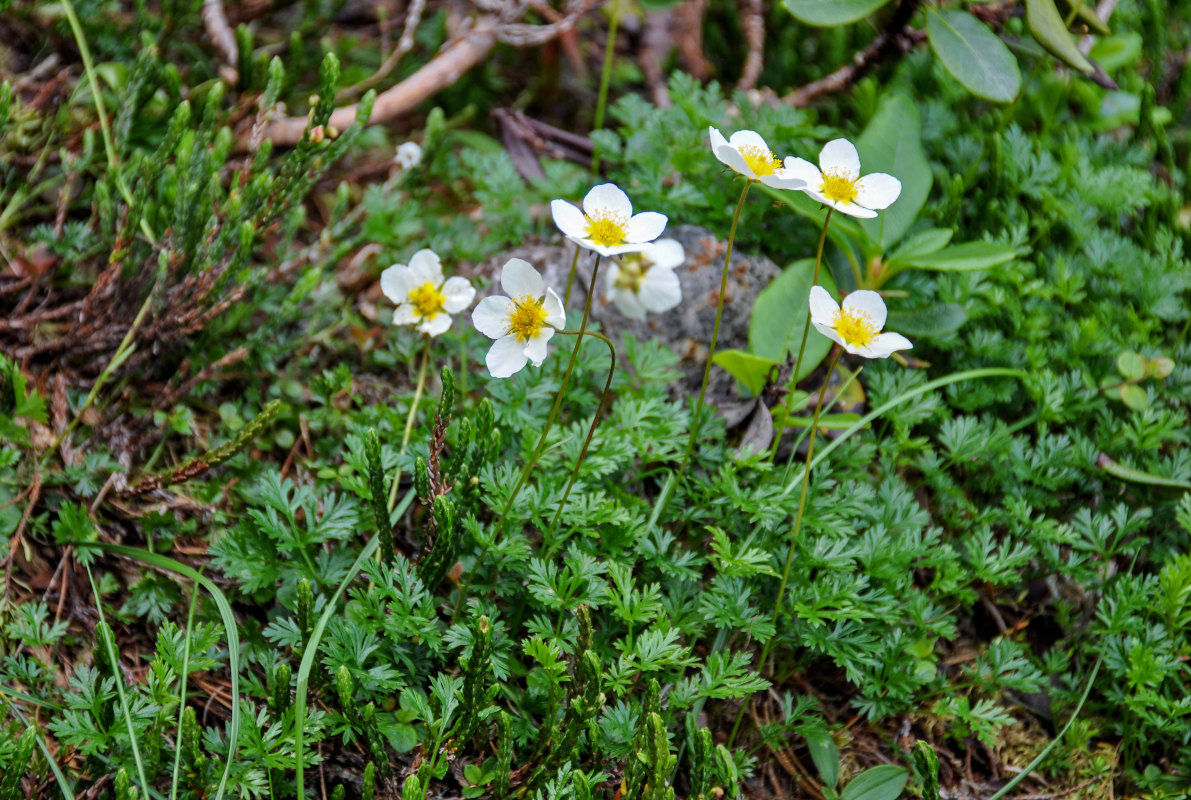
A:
[
  {"xmin": 768, "ymin": 208, "xmax": 833, "ymax": 463},
  {"xmin": 590, "ymin": 0, "xmax": 621, "ymax": 174},
  {"xmin": 169, "ymin": 580, "xmax": 202, "ymax": 800},
  {"xmin": 562, "ymin": 243, "xmax": 582, "ymax": 310},
  {"xmin": 388, "ymin": 335, "xmax": 431, "ymax": 512},
  {"xmin": 547, "ymin": 329, "xmax": 617, "ymax": 548},
  {"xmin": 678, "ymin": 180, "xmax": 751, "ymax": 482},
  {"xmin": 729, "ymin": 348, "xmax": 841, "ymax": 747}
]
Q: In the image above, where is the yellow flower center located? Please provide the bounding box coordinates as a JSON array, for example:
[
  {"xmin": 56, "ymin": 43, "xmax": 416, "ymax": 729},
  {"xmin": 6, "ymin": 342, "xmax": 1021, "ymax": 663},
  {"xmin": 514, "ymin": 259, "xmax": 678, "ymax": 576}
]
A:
[
  {"xmin": 407, "ymin": 282, "xmax": 446, "ymax": 318},
  {"xmin": 612, "ymin": 254, "xmax": 650, "ymax": 292},
  {"xmin": 585, "ymin": 213, "xmax": 629, "ymax": 248},
  {"xmin": 821, "ymin": 169, "xmax": 859, "ymax": 203},
  {"xmin": 738, "ymin": 145, "xmax": 781, "ymax": 178},
  {"xmin": 834, "ymin": 307, "xmax": 878, "ymax": 347},
  {"xmin": 508, "ymin": 294, "xmax": 549, "ymax": 342}
]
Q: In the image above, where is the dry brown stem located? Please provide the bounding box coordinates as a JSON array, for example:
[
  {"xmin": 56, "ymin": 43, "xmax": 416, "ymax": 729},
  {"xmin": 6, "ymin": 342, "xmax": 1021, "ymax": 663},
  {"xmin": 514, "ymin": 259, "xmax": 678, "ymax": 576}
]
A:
[{"xmin": 737, "ymin": 0, "xmax": 764, "ymax": 90}]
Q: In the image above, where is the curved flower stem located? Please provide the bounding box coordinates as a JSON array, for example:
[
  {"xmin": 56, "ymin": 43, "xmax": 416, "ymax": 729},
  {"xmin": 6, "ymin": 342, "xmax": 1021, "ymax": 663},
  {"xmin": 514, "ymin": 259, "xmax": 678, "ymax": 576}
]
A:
[
  {"xmin": 546, "ymin": 328, "xmax": 617, "ymax": 549},
  {"xmin": 591, "ymin": 0, "xmax": 621, "ymax": 174},
  {"xmin": 729, "ymin": 347, "xmax": 841, "ymax": 746},
  {"xmin": 677, "ymin": 180, "xmax": 751, "ymax": 482},
  {"xmin": 768, "ymin": 207, "xmax": 833, "ymax": 463},
  {"xmin": 387, "ymin": 334, "xmax": 431, "ymax": 512}
]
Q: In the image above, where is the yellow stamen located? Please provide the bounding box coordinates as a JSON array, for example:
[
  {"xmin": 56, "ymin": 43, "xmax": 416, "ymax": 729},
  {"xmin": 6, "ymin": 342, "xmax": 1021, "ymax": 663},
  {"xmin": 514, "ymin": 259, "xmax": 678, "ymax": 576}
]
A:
[
  {"xmin": 821, "ymin": 169, "xmax": 858, "ymax": 203},
  {"xmin": 738, "ymin": 145, "xmax": 781, "ymax": 178},
  {"xmin": 833, "ymin": 307, "xmax": 878, "ymax": 348},
  {"xmin": 407, "ymin": 282, "xmax": 446, "ymax": 318},
  {"xmin": 612, "ymin": 254, "xmax": 651, "ymax": 293},
  {"xmin": 585, "ymin": 212, "xmax": 629, "ymax": 248},
  {"xmin": 508, "ymin": 294, "xmax": 549, "ymax": 342}
]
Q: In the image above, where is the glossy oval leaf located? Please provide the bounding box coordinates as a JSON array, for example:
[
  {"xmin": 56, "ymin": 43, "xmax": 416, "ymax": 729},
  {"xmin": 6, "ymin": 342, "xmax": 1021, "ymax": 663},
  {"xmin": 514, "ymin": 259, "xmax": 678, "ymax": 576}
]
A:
[
  {"xmin": 886, "ymin": 302, "xmax": 967, "ymax": 337},
  {"xmin": 749, "ymin": 259, "xmax": 839, "ymax": 380},
  {"xmin": 901, "ymin": 241, "xmax": 1016, "ymax": 272},
  {"xmin": 804, "ymin": 731, "xmax": 840, "ymax": 789},
  {"xmin": 841, "ymin": 765, "xmax": 909, "ymax": 800},
  {"xmin": 1026, "ymin": 0, "xmax": 1094, "ymax": 74},
  {"xmin": 713, "ymin": 349, "xmax": 779, "ymax": 397},
  {"xmin": 782, "ymin": 0, "xmax": 893, "ymax": 26},
  {"xmin": 857, "ymin": 94, "xmax": 932, "ymax": 250},
  {"xmin": 887, "ymin": 228, "xmax": 954, "ymax": 265},
  {"xmin": 927, "ymin": 9, "xmax": 1021, "ymax": 102}
]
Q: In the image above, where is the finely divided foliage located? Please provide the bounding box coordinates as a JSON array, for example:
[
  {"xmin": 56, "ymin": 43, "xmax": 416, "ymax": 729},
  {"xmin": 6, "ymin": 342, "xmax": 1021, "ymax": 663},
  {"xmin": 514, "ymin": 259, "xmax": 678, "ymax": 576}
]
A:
[{"xmin": 0, "ymin": 1, "xmax": 1189, "ymax": 799}]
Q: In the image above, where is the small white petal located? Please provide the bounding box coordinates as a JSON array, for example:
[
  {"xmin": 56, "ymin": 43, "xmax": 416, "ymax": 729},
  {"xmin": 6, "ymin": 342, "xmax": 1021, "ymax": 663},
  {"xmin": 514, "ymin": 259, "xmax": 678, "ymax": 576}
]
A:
[
  {"xmin": 626, "ymin": 211, "xmax": 667, "ymax": 243},
  {"xmin": 841, "ymin": 290, "xmax": 887, "ymax": 330},
  {"xmin": 814, "ymin": 323, "xmax": 848, "ymax": 351},
  {"xmin": 727, "ymin": 129, "xmax": 770, "ymax": 153},
  {"xmin": 637, "ymin": 267, "xmax": 682, "ymax": 313},
  {"xmin": 441, "ymin": 276, "xmax": 476, "ymax": 313},
  {"xmin": 542, "ymin": 287, "xmax": 566, "ymax": 329},
  {"xmin": 855, "ymin": 173, "xmax": 901, "ymax": 211},
  {"xmin": 643, "ymin": 238, "xmax": 685, "ymax": 270},
  {"xmin": 392, "ymin": 305, "xmax": 418, "ymax": 326},
  {"xmin": 551, "ymin": 199, "xmax": 589, "ymax": 239},
  {"xmin": 472, "ymin": 296, "xmax": 513, "ymax": 339},
  {"xmin": 819, "ymin": 138, "xmax": 861, "ymax": 179},
  {"xmin": 500, "ymin": 258, "xmax": 545, "ymax": 298},
  {"xmin": 714, "ymin": 143, "xmax": 755, "ymax": 178},
  {"xmin": 419, "ymin": 313, "xmax": 453, "ymax": 337},
  {"xmin": 866, "ymin": 331, "xmax": 913, "ymax": 358},
  {"xmin": 808, "ymin": 285, "xmax": 840, "ymax": 328},
  {"xmin": 708, "ymin": 126, "xmax": 730, "ymax": 154},
  {"xmin": 808, "ymin": 192, "xmax": 877, "ymax": 218},
  {"xmin": 524, "ymin": 330, "xmax": 554, "ymax": 366},
  {"xmin": 407, "ymin": 249, "xmax": 443, "ymax": 286},
  {"xmin": 760, "ymin": 172, "xmax": 808, "ymax": 191},
  {"xmin": 486, "ymin": 335, "xmax": 529, "ymax": 378},
  {"xmin": 609, "ymin": 287, "xmax": 648, "ymax": 319},
  {"xmin": 583, "ymin": 183, "xmax": 632, "ymax": 218},
  {"xmin": 380, "ymin": 265, "xmax": 416, "ymax": 305},
  {"xmin": 782, "ymin": 157, "xmax": 822, "ymax": 188}
]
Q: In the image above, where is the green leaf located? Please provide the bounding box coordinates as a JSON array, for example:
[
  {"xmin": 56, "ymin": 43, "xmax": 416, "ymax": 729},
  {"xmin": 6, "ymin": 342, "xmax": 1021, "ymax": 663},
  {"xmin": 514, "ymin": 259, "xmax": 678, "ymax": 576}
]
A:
[
  {"xmin": 886, "ymin": 303, "xmax": 967, "ymax": 337},
  {"xmin": 842, "ymin": 766, "xmax": 909, "ymax": 800},
  {"xmin": 1118, "ymin": 384, "xmax": 1150, "ymax": 411},
  {"xmin": 713, "ymin": 350, "xmax": 779, "ymax": 396},
  {"xmin": 805, "ymin": 731, "xmax": 840, "ymax": 789},
  {"xmin": 1025, "ymin": 0, "xmax": 1094, "ymax": 74},
  {"xmin": 1116, "ymin": 351, "xmax": 1146, "ymax": 381},
  {"xmin": 1097, "ymin": 453, "xmax": 1191, "ymax": 490},
  {"xmin": 894, "ymin": 241, "xmax": 1016, "ymax": 273},
  {"xmin": 1089, "ymin": 33, "xmax": 1142, "ymax": 74},
  {"xmin": 886, "ymin": 228, "xmax": 953, "ymax": 263},
  {"xmin": 781, "ymin": 0, "xmax": 893, "ymax": 26},
  {"xmin": 748, "ymin": 259, "xmax": 839, "ymax": 379},
  {"xmin": 857, "ymin": 94, "xmax": 932, "ymax": 250},
  {"xmin": 927, "ymin": 10, "xmax": 1021, "ymax": 102}
]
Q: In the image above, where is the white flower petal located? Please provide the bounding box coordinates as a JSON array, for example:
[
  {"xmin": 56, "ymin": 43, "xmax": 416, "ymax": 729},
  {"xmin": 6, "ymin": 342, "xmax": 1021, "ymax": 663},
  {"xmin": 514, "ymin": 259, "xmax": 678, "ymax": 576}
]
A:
[
  {"xmin": 855, "ymin": 173, "xmax": 901, "ymax": 211},
  {"xmin": 380, "ymin": 265, "xmax": 416, "ymax": 305},
  {"xmin": 486, "ymin": 335, "xmax": 529, "ymax": 378},
  {"xmin": 819, "ymin": 138, "xmax": 861, "ymax": 179},
  {"xmin": 392, "ymin": 305, "xmax": 418, "ymax": 326},
  {"xmin": 407, "ymin": 249, "xmax": 443, "ymax": 286},
  {"xmin": 814, "ymin": 322, "xmax": 848, "ymax": 351},
  {"xmin": 866, "ymin": 331, "xmax": 913, "ymax": 358},
  {"xmin": 441, "ymin": 276, "xmax": 476, "ymax": 313},
  {"xmin": 760, "ymin": 171, "xmax": 808, "ymax": 191},
  {"xmin": 812, "ymin": 194, "xmax": 877, "ymax": 218},
  {"xmin": 713, "ymin": 143, "xmax": 754, "ymax": 178},
  {"xmin": 626, "ymin": 211, "xmax": 667, "ymax": 243},
  {"xmin": 808, "ymin": 285, "xmax": 840, "ymax": 328},
  {"xmin": 419, "ymin": 313, "xmax": 453, "ymax": 337},
  {"xmin": 782, "ymin": 156, "xmax": 822, "ymax": 188},
  {"xmin": 551, "ymin": 199, "xmax": 589, "ymax": 239},
  {"xmin": 637, "ymin": 267, "xmax": 682, "ymax": 313},
  {"xmin": 472, "ymin": 296, "xmax": 513, "ymax": 339},
  {"xmin": 841, "ymin": 290, "xmax": 887, "ymax": 330},
  {"xmin": 727, "ymin": 129, "xmax": 770, "ymax": 153},
  {"xmin": 609, "ymin": 287, "xmax": 648, "ymax": 320},
  {"xmin": 524, "ymin": 330, "xmax": 554, "ymax": 366},
  {"xmin": 643, "ymin": 238, "xmax": 685, "ymax": 270},
  {"xmin": 542, "ymin": 287, "xmax": 566, "ymax": 329},
  {"xmin": 500, "ymin": 258, "xmax": 544, "ymax": 299},
  {"xmin": 583, "ymin": 183, "xmax": 632, "ymax": 217}
]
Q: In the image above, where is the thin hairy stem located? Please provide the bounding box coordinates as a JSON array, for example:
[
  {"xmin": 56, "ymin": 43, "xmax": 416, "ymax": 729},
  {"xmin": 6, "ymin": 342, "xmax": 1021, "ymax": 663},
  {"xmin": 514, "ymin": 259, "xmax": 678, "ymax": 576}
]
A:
[
  {"xmin": 590, "ymin": 0, "xmax": 621, "ymax": 173},
  {"xmin": 547, "ymin": 329, "xmax": 617, "ymax": 546},
  {"xmin": 388, "ymin": 334, "xmax": 432, "ymax": 511},
  {"xmin": 678, "ymin": 180, "xmax": 751, "ymax": 481},
  {"xmin": 769, "ymin": 208, "xmax": 833, "ymax": 462}
]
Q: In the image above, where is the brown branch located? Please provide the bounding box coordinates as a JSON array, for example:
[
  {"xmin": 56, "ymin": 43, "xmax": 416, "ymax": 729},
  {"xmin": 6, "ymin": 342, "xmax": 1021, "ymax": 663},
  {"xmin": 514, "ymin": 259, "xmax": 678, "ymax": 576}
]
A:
[
  {"xmin": 737, "ymin": 0, "xmax": 765, "ymax": 91},
  {"xmin": 784, "ymin": 0, "xmax": 925, "ymax": 106},
  {"xmin": 202, "ymin": 0, "xmax": 239, "ymax": 69},
  {"xmin": 336, "ymin": 0, "xmax": 430, "ymax": 102}
]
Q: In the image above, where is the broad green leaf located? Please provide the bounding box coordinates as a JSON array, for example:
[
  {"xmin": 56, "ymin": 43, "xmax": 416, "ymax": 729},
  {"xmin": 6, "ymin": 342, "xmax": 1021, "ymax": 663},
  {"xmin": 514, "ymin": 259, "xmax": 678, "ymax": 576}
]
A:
[
  {"xmin": 841, "ymin": 765, "xmax": 909, "ymax": 800},
  {"xmin": 758, "ymin": 183, "xmax": 868, "ymax": 260},
  {"xmin": 1026, "ymin": 0, "xmax": 1094, "ymax": 74},
  {"xmin": 1116, "ymin": 351, "xmax": 1145, "ymax": 381},
  {"xmin": 927, "ymin": 10, "xmax": 1021, "ymax": 102},
  {"xmin": 781, "ymin": 0, "xmax": 893, "ymax": 26},
  {"xmin": 1089, "ymin": 33, "xmax": 1142, "ymax": 74},
  {"xmin": 857, "ymin": 94, "xmax": 932, "ymax": 250},
  {"xmin": 1118, "ymin": 384, "xmax": 1150, "ymax": 410},
  {"xmin": 749, "ymin": 259, "xmax": 839, "ymax": 379},
  {"xmin": 886, "ymin": 302, "xmax": 967, "ymax": 337},
  {"xmin": 1098, "ymin": 453, "xmax": 1191, "ymax": 490},
  {"xmin": 805, "ymin": 731, "xmax": 840, "ymax": 789},
  {"xmin": 886, "ymin": 228, "xmax": 953, "ymax": 264},
  {"xmin": 897, "ymin": 241, "xmax": 1016, "ymax": 273},
  {"xmin": 713, "ymin": 349, "xmax": 779, "ymax": 396}
]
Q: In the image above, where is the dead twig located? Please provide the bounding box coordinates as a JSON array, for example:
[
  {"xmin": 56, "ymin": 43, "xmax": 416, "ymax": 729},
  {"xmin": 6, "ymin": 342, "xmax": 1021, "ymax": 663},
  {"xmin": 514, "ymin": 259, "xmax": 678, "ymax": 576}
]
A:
[
  {"xmin": 337, "ymin": 0, "xmax": 430, "ymax": 102},
  {"xmin": 737, "ymin": 0, "xmax": 765, "ymax": 91},
  {"xmin": 202, "ymin": 0, "xmax": 239, "ymax": 70}
]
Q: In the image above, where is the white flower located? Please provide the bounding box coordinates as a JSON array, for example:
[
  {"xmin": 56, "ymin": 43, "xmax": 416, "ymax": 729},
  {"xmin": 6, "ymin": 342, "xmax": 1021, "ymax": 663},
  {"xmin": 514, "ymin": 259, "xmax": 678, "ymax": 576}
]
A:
[
  {"xmin": 550, "ymin": 183, "xmax": 668, "ymax": 258},
  {"xmin": 394, "ymin": 141, "xmax": 423, "ymax": 170},
  {"xmin": 380, "ymin": 249, "xmax": 475, "ymax": 337},
  {"xmin": 471, "ymin": 259, "xmax": 566, "ymax": 378},
  {"xmin": 708, "ymin": 127, "xmax": 808, "ymax": 189},
  {"xmin": 783, "ymin": 139, "xmax": 901, "ymax": 219},
  {"xmin": 605, "ymin": 239, "xmax": 684, "ymax": 320},
  {"xmin": 808, "ymin": 286, "xmax": 912, "ymax": 359}
]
